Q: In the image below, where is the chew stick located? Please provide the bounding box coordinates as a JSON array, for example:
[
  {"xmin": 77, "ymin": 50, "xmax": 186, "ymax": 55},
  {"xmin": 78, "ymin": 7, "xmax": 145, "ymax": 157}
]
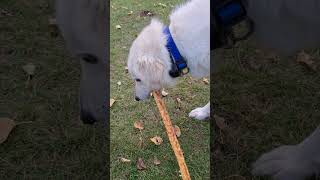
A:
[{"xmin": 153, "ymin": 91, "xmax": 191, "ymax": 180}]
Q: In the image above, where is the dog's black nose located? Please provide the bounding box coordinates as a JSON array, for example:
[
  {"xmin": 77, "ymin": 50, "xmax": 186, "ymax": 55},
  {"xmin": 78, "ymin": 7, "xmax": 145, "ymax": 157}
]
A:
[
  {"xmin": 135, "ymin": 96, "xmax": 140, "ymax": 101},
  {"xmin": 80, "ymin": 110, "xmax": 97, "ymax": 124}
]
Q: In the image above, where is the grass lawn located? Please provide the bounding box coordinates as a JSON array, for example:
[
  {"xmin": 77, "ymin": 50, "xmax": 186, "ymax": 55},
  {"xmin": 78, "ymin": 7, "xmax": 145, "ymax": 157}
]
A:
[
  {"xmin": 213, "ymin": 38, "xmax": 320, "ymax": 179},
  {"xmin": 110, "ymin": 0, "xmax": 210, "ymax": 179},
  {"xmin": 0, "ymin": 0, "xmax": 107, "ymax": 179}
]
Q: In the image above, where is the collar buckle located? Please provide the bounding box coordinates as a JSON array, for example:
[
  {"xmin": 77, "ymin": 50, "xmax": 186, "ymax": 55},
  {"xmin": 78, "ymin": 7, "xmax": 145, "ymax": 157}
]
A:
[{"xmin": 164, "ymin": 26, "xmax": 189, "ymax": 78}]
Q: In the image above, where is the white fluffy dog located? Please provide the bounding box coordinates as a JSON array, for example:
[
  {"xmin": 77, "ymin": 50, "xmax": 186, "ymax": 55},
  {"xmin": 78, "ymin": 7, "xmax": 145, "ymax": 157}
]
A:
[{"xmin": 127, "ymin": 0, "xmax": 210, "ymax": 120}]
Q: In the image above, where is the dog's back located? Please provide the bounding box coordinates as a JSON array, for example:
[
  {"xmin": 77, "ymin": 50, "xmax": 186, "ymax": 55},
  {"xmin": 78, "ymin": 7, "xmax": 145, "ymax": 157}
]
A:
[{"xmin": 246, "ymin": 0, "xmax": 320, "ymax": 54}]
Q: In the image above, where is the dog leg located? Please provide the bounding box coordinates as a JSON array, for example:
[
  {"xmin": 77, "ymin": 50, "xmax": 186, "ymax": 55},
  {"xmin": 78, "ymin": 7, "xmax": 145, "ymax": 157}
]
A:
[
  {"xmin": 252, "ymin": 127, "xmax": 320, "ymax": 180},
  {"xmin": 189, "ymin": 102, "xmax": 210, "ymax": 120}
]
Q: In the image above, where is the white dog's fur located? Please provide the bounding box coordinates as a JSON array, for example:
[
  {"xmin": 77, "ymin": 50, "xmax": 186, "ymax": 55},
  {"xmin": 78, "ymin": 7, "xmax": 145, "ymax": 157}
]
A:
[{"xmin": 128, "ymin": 0, "xmax": 210, "ymax": 120}]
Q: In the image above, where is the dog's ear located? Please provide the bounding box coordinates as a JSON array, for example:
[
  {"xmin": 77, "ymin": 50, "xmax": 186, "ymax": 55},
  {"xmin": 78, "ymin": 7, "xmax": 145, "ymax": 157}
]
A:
[{"xmin": 137, "ymin": 56, "xmax": 165, "ymax": 83}]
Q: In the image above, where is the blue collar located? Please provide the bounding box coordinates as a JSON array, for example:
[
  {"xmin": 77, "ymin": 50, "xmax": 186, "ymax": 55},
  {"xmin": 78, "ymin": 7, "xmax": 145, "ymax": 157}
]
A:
[{"xmin": 164, "ymin": 26, "xmax": 189, "ymax": 77}]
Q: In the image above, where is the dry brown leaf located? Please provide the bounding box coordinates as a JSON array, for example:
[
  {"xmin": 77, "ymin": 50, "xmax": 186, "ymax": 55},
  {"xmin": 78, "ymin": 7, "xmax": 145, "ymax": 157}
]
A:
[
  {"xmin": 297, "ymin": 51, "xmax": 317, "ymax": 71},
  {"xmin": 153, "ymin": 156, "xmax": 161, "ymax": 165},
  {"xmin": 203, "ymin": 78, "xmax": 209, "ymax": 85},
  {"xmin": 119, "ymin": 157, "xmax": 131, "ymax": 163},
  {"xmin": 137, "ymin": 158, "xmax": 147, "ymax": 170},
  {"xmin": 150, "ymin": 136, "xmax": 163, "ymax": 145},
  {"xmin": 140, "ymin": 10, "xmax": 155, "ymax": 17},
  {"xmin": 214, "ymin": 115, "xmax": 227, "ymax": 130},
  {"xmin": 174, "ymin": 125, "xmax": 181, "ymax": 137},
  {"xmin": 0, "ymin": 9, "xmax": 13, "ymax": 17},
  {"xmin": 110, "ymin": 99, "xmax": 116, "ymax": 107},
  {"xmin": 176, "ymin": 98, "xmax": 182, "ymax": 104},
  {"xmin": 22, "ymin": 63, "xmax": 36, "ymax": 76},
  {"xmin": 161, "ymin": 89, "xmax": 168, "ymax": 97},
  {"xmin": 134, "ymin": 121, "xmax": 144, "ymax": 130},
  {"xmin": 0, "ymin": 118, "xmax": 16, "ymax": 144}
]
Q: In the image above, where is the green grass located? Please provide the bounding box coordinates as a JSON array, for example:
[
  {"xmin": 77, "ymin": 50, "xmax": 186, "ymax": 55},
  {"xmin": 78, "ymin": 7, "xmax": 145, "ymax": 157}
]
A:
[
  {"xmin": 110, "ymin": 0, "xmax": 210, "ymax": 179},
  {"xmin": 0, "ymin": 0, "xmax": 107, "ymax": 179},
  {"xmin": 213, "ymin": 39, "xmax": 320, "ymax": 179}
]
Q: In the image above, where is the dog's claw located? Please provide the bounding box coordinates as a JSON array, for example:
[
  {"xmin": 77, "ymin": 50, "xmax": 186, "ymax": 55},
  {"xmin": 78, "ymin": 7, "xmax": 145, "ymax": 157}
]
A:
[{"xmin": 189, "ymin": 107, "xmax": 209, "ymax": 120}]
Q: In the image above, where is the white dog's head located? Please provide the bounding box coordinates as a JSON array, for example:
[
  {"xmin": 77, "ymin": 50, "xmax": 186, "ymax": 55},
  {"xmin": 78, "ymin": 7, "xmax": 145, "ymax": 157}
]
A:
[{"xmin": 127, "ymin": 19, "xmax": 177, "ymax": 101}]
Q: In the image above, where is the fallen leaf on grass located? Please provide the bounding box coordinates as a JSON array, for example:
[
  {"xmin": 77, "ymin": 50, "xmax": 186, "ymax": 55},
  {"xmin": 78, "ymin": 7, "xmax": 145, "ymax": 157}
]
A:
[
  {"xmin": 110, "ymin": 99, "xmax": 116, "ymax": 107},
  {"xmin": 0, "ymin": 118, "xmax": 16, "ymax": 144},
  {"xmin": 296, "ymin": 51, "xmax": 317, "ymax": 71},
  {"xmin": 137, "ymin": 158, "xmax": 147, "ymax": 170},
  {"xmin": 203, "ymin": 78, "xmax": 209, "ymax": 85},
  {"xmin": 119, "ymin": 157, "xmax": 131, "ymax": 163},
  {"xmin": 0, "ymin": 9, "xmax": 13, "ymax": 17},
  {"xmin": 161, "ymin": 89, "xmax": 168, "ymax": 97},
  {"xmin": 214, "ymin": 115, "xmax": 227, "ymax": 130},
  {"xmin": 150, "ymin": 136, "xmax": 163, "ymax": 145},
  {"xmin": 174, "ymin": 125, "xmax": 181, "ymax": 137},
  {"xmin": 176, "ymin": 98, "xmax": 182, "ymax": 104},
  {"xmin": 22, "ymin": 63, "xmax": 36, "ymax": 76},
  {"xmin": 134, "ymin": 121, "xmax": 144, "ymax": 130},
  {"xmin": 140, "ymin": 10, "xmax": 155, "ymax": 17},
  {"xmin": 117, "ymin": 81, "xmax": 122, "ymax": 86},
  {"xmin": 153, "ymin": 156, "xmax": 161, "ymax": 165}
]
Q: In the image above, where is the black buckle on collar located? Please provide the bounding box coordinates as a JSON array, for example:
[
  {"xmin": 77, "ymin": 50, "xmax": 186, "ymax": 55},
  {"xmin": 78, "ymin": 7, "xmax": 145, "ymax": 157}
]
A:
[
  {"xmin": 164, "ymin": 26, "xmax": 189, "ymax": 78},
  {"xmin": 168, "ymin": 53, "xmax": 189, "ymax": 78}
]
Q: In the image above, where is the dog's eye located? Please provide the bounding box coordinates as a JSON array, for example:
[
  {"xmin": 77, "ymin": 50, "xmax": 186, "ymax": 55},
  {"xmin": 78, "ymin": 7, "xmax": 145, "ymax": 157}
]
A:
[{"xmin": 135, "ymin": 78, "xmax": 141, "ymax": 82}]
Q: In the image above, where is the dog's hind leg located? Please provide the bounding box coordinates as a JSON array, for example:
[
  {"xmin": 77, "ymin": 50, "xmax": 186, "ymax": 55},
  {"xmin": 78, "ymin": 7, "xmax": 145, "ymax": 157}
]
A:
[
  {"xmin": 189, "ymin": 102, "xmax": 210, "ymax": 120},
  {"xmin": 252, "ymin": 127, "xmax": 320, "ymax": 180}
]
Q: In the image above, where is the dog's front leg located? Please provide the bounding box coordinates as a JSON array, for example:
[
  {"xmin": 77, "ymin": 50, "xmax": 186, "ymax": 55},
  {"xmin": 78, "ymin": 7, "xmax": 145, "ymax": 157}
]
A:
[
  {"xmin": 189, "ymin": 102, "xmax": 210, "ymax": 120},
  {"xmin": 252, "ymin": 127, "xmax": 320, "ymax": 180}
]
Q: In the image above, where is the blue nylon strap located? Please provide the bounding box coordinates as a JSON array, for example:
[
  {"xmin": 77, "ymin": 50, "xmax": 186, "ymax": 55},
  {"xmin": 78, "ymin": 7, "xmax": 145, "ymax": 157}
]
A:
[{"xmin": 164, "ymin": 26, "xmax": 188, "ymax": 71}]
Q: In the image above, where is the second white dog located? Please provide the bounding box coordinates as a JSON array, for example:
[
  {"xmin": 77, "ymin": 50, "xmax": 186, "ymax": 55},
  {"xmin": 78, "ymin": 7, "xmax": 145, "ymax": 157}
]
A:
[{"xmin": 127, "ymin": 0, "xmax": 210, "ymax": 120}]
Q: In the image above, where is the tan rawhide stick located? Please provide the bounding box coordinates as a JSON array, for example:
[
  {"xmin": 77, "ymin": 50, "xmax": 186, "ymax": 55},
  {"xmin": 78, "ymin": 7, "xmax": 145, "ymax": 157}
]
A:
[{"xmin": 153, "ymin": 91, "xmax": 191, "ymax": 180}]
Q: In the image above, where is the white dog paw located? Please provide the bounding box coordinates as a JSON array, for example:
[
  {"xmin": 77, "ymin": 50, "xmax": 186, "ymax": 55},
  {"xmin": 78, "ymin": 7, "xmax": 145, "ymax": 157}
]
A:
[
  {"xmin": 189, "ymin": 107, "xmax": 209, "ymax": 120},
  {"xmin": 252, "ymin": 145, "xmax": 314, "ymax": 180}
]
